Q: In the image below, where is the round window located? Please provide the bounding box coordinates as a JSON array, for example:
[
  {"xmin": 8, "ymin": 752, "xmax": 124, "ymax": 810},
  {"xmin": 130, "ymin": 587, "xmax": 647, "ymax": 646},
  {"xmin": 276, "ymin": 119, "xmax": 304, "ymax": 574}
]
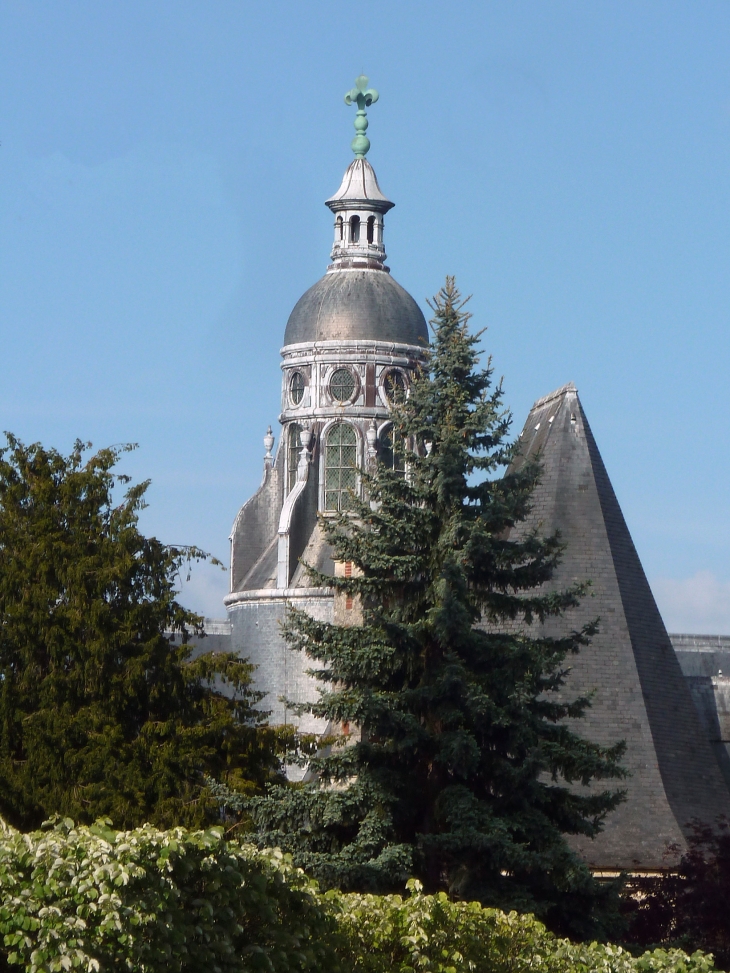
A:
[
  {"xmin": 330, "ymin": 368, "xmax": 356, "ymax": 403},
  {"xmin": 383, "ymin": 369, "xmax": 407, "ymax": 403},
  {"xmin": 289, "ymin": 371, "xmax": 305, "ymax": 405}
]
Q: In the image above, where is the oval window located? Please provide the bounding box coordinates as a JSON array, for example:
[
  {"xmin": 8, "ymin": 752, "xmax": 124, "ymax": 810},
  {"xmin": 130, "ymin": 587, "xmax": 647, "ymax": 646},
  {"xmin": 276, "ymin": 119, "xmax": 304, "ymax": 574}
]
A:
[
  {"xmin": 289, "ymin": 371, "xmax": 305, "ymax": 405},
  {"xmin": 330, "ymin": 368, "xmax": 356, "ymax": 403}
]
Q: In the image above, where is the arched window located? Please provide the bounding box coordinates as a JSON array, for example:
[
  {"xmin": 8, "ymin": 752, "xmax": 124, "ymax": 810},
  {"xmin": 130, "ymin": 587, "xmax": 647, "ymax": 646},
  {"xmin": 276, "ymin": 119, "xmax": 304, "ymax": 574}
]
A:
[
  {"xmin": 325, "ymin": 423, "xmax": 358, "ymax": 511},
  {"xmin": 336, "ymin": 216, "xmax": 343, "ymax": 241},
  {"xmin": 380, "ymin": 426, "xmax": 406, "ymax": 477},
  {"xmin": 383, "ymin": 369, "xmax": 407, "ymax": 404},
  {"xmin": 366, "ymin": 215, "xmax": 375, "ymax": 244},
  {"xmin": 288, "ymin": 423, "xmax": 302, "ymax": 492},
  {"xmin": 349, "ymin": 215, "xmax": 360, "ymax": 244}
]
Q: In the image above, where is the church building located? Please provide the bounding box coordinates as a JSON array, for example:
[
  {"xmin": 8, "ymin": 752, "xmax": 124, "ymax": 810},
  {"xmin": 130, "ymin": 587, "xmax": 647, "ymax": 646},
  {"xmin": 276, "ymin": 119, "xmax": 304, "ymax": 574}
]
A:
[{"xmin": 221, "ymin": 77, "xmax": 730, "ymax": 868}]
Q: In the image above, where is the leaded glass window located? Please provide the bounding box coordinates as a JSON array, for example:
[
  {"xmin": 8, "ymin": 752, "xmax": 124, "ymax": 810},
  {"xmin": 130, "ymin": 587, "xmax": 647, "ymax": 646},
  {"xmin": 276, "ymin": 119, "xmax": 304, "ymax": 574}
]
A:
[
  {"xmin": 380, "ymin": 426, "xmax": 406, "ymax": 477},
  {"xmin": 289, "ymin": 371, "xmax": 305, "ymax": 405},
  {"xmin": 325, "ymin": 423, "xmax": 358, "ymax": 511},
  {"xmin": 329, "ymin": 368, "xmax": 355, "ymax": 403},
  {"xmin": 288, "ymin": 423, "xmax": 302, "ymax": 492}
]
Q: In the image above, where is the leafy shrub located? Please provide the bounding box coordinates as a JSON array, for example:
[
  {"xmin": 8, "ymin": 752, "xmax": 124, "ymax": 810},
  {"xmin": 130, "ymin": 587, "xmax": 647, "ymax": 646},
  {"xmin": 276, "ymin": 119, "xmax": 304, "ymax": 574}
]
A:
[
  {"xmin": 331, "ymin": 880, "xmax": 716, "ymax": 973},
  {"xmin": 0, "ymin": 817, "xmax": 717, "ymax": 973},
  {"xmin": 0, "ymin": 818, "xmax": 339, "ymax": 973}
]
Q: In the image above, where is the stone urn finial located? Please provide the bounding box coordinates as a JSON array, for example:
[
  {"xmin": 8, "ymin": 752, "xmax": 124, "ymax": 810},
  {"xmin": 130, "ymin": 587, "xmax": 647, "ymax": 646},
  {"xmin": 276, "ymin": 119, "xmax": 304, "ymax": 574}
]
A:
[
  {"xmin": 366, "ymin": 419, "xmax": 378, "ymax": 461},
  {"xmin": 263, "ymin": 425, "xmax": 275, "ymax": 467}
]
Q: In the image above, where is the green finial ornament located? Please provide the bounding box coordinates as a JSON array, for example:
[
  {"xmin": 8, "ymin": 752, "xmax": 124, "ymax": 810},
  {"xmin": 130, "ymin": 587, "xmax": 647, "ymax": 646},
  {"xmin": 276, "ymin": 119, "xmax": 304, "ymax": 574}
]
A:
[{"xmin": 345, "ymin": 75, "xmax": 379, "ymax": 158}]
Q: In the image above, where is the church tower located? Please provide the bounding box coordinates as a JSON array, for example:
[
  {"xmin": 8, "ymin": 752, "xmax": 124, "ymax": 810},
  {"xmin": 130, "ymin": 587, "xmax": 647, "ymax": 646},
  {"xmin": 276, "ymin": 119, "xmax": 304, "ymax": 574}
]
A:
[{"xmin": 225, "ymin": 78, "xmax": 428, "ymax": 745}]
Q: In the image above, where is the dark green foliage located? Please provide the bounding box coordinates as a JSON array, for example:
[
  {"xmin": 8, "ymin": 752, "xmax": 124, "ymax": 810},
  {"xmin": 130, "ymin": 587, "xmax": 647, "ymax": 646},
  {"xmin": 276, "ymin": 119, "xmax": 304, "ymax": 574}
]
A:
[
  {"xmin": 0, "ymin": 434, "xmax": 284, "ymax": 830},
  {"xmin": 623, "ymin": 819, "xmax": 730, "ymax": 969},
  {"xmin": 248, "ymin": 279, "xmax": 627, "ymax": 939}
]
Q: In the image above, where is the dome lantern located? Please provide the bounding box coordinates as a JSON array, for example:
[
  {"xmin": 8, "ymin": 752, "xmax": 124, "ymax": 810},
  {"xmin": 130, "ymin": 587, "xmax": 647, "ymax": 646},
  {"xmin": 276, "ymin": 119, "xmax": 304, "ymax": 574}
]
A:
[
  {"xmin": 326, "ymin": 158, "xmax": 393, "ymax": 270},
  {"xmin": 326, "ymin": 75, "xmax": 394, "ymax": 271},
  {"xmin": 283, "ymin": 76, "xmax": 427, "ymax": 348}
]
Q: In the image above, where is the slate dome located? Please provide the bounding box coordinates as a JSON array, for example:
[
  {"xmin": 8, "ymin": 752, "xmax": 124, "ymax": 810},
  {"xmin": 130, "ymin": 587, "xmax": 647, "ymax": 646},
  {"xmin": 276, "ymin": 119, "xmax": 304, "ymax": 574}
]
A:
[{"xmin": 283, "ymin": 270, "xmax": 428, "ymax": 347}]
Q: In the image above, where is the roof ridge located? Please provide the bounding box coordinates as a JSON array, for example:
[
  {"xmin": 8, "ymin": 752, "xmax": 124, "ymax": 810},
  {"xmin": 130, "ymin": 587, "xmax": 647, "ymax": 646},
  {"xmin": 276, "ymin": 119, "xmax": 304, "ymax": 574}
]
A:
[{"xmin": 529, "ymin": 381, "xmax": 577, "ymax": 412}]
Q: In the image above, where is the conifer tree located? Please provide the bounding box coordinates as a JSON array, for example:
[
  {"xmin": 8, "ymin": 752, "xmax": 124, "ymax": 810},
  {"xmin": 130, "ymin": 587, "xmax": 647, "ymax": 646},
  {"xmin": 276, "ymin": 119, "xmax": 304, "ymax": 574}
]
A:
[
  {"xmin": 0, "ymin": 436, "xmax": 285, "ymax": 830},
  {"xmin": 248, "ymin": 279, "xmax": 627, "ymax": 939}
]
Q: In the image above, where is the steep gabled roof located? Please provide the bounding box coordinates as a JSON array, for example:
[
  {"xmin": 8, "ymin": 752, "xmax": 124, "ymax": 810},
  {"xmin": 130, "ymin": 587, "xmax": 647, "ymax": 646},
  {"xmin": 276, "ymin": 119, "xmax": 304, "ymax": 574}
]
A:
[{"xmin": 511, "ymin": 383, "xmax": 730, "ymax": 869}]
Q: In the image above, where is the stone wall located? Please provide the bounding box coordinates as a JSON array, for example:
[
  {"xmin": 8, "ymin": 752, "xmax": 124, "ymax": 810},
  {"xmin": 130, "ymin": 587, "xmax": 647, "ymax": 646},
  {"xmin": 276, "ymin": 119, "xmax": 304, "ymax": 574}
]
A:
[{"xmin": 226, "ymin": 588, "xmax": 332, "ymax": 738}]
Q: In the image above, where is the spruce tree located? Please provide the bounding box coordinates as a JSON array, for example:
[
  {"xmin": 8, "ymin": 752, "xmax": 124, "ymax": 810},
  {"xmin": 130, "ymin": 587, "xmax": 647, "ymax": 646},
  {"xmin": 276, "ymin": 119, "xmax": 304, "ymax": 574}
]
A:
[
  {"xmin": 0, "ymin": 435, "xmax": 286, "ymax": 830},
  {"xmin": 248, "ymin": 279, "xmax": 627, "ymax": 938}
]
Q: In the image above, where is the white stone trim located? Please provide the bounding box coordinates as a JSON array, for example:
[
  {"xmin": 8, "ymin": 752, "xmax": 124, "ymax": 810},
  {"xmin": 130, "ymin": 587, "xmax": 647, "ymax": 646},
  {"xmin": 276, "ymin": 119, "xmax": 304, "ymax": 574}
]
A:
[
  {"xmin": 224, "ymin": 586, "xmax": 333, "ymax": 607},
  {"xmin": 277, "ymin": 471, "xmax": 309, "ymax": 589},
  {"xmin": 281, "ymin": 338, "xmax": 427, "ymax": 358}
]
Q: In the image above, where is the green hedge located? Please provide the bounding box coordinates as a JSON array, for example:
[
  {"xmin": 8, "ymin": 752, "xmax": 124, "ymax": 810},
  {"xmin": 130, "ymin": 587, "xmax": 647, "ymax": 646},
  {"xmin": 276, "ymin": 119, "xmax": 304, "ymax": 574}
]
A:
[{"xmin": 0, "ymin": 818, "xmax": 717, "ymax": 973}]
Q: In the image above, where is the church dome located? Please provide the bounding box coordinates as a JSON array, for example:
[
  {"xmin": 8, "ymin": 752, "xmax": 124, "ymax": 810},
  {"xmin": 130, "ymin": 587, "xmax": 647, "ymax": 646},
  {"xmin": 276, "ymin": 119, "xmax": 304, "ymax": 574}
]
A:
[
  {"xmin": 283, "ymin": 270, "xmax": 428, "ymax": 347},
  {"xmin": 283, "ymin": 76, "xmax": 428, "ymax": 350}
]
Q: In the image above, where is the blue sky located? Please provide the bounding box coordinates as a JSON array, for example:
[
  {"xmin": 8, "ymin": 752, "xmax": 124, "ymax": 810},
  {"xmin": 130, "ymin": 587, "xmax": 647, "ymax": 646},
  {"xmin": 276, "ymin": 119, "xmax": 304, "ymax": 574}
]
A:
[{"xmin": 1, "ymin": 1, "xmax": 729, "ymax": 632}]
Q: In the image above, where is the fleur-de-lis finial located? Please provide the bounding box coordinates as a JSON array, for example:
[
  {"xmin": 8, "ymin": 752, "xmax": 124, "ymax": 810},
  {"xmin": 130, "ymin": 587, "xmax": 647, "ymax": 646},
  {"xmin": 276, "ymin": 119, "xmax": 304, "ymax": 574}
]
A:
[{"xmin": 344, "ymin": 75, "xmax": 379, "ymax": 159}]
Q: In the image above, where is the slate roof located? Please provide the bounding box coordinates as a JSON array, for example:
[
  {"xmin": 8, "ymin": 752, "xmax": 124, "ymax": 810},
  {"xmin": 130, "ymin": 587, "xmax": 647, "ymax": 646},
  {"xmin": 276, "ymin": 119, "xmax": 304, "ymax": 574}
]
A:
[{"xmin": 509, "ymin": 382, "xmax": 730, "ymax": 870}]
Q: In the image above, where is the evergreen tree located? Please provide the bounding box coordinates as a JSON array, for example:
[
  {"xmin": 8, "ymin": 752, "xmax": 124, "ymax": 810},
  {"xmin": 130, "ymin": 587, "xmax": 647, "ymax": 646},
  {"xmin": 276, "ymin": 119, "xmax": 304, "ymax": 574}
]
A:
[
  {"xmin": 0, "ymin": 435, "xmax": 286, "ymax": 831},
  {"xmin": 248, "ymin": 279, "xmax": 627, "ymax": 939}
]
